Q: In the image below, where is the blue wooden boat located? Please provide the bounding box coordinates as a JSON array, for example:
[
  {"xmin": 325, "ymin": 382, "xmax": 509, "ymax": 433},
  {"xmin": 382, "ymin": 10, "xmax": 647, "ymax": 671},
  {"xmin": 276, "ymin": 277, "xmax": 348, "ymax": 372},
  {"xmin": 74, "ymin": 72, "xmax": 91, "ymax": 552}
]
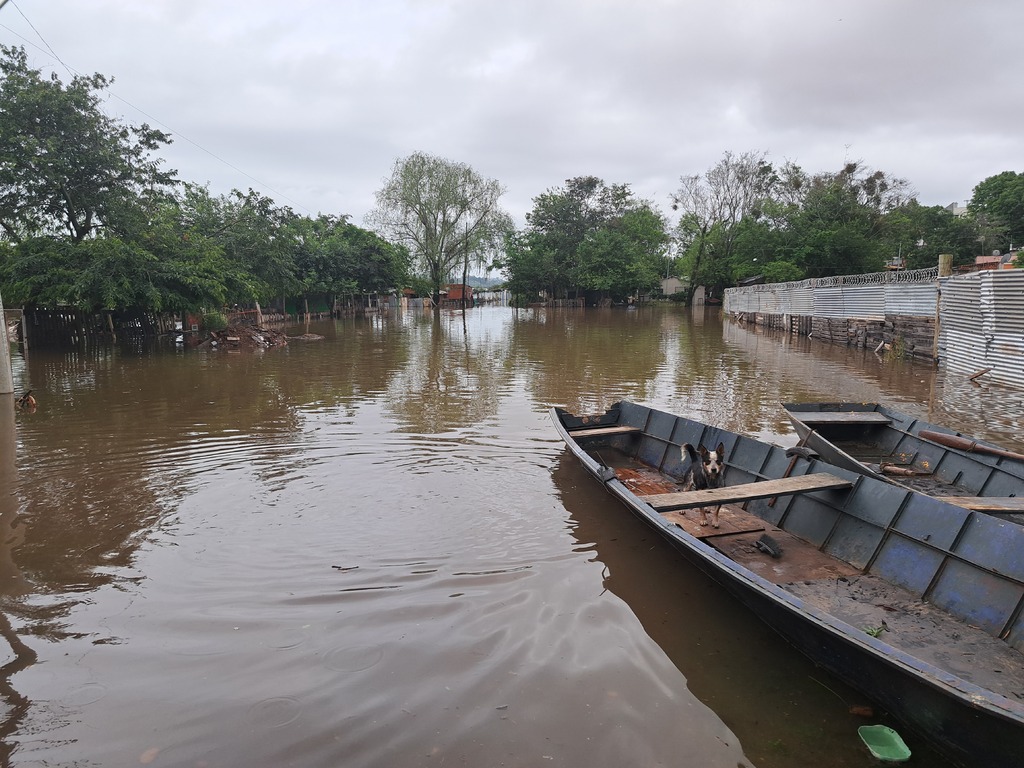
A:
[
  {"xmin": 551, "ymin": 401, "xmax": 1024, "ymax": 768},
  {"xmin": 783, "ymin": 402, "xmax": 1024, "ymax": 520}
]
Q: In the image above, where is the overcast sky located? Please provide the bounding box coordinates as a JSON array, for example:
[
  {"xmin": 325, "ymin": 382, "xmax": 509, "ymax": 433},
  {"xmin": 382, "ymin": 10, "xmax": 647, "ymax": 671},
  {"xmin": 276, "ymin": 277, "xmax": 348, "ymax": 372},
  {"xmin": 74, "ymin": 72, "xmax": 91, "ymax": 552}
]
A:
[{"xmin": 1, "ymin": 0, "xmax": 1020, "ymax": 228}]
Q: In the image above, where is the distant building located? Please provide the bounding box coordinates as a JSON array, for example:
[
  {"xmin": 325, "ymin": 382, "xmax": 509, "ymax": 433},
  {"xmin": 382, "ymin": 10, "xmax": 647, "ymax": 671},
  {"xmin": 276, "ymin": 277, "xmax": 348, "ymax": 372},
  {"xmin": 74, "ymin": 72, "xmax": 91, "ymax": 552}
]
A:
[
  {"xmin": 974, "ymin": 251, "xmax": 1018, "ymax": 270},
  {"xmin": 946, "ymin": 201, "xmax": 969, "ymax": 217},
  {"xmin": 660, "ymin": 276, "xmax": 685, "ymax": 296},
  {"xmin": 446, "ymin": 283, "xmax": 473, "ymax": 302}
]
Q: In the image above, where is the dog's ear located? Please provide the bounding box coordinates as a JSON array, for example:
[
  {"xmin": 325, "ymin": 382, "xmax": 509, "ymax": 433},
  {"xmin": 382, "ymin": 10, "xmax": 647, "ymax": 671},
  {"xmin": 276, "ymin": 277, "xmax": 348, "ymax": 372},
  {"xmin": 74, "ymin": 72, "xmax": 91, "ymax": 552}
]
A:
[
  {"xmin": 716, "ymin": 442, "xmax": 725, "ymax": 458},
  {"xmin": 699, "ymin": 444, "xmax": 709, "ymax": 459}
]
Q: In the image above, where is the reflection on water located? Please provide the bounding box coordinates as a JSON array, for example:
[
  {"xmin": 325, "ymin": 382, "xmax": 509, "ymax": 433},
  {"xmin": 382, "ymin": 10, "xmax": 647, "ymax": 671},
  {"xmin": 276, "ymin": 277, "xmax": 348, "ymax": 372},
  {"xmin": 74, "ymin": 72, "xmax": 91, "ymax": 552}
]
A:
[
  {"xmin": 0, "ymin": 305, "xmax": 1001, "ymax": 766},
  {"xmin": 0, "ymin": 397, "xmax": 34, "ymax": 766}
]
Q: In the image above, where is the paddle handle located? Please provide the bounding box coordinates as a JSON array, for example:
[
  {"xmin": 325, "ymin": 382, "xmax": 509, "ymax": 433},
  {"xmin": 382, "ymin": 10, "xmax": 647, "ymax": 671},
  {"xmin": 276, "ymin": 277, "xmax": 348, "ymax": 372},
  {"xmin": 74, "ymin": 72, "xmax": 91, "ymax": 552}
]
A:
[{"xmin": 919, "ymin": 429, "xmax": 1024, "ymax": 462}]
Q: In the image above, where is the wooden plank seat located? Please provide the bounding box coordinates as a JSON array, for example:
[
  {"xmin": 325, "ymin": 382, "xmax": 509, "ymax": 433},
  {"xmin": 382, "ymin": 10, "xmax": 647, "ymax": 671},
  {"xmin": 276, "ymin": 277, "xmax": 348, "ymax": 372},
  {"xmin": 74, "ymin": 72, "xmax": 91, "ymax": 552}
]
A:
[
  {"xmin": 567, "ymin": 425, "xmax": 641, "ymax": 438},
  {"xmin": 791, "ymin": 411, "xmax": 891, "ymax": 425},
  {"xmin": 639, "ymin": 472, "xmax": 853, "ymax": 512},
  {"xmin": 940, "ymin": 496, "xmax": 1024, "ymax": 512}
]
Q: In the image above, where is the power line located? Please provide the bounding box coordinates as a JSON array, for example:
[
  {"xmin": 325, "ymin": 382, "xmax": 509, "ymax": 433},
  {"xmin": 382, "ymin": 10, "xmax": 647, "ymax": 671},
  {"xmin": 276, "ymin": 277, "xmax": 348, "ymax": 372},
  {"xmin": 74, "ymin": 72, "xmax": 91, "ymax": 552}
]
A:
[{"xmin": 0, "ymin": 0, "xmax": 316, "ymax": 215}]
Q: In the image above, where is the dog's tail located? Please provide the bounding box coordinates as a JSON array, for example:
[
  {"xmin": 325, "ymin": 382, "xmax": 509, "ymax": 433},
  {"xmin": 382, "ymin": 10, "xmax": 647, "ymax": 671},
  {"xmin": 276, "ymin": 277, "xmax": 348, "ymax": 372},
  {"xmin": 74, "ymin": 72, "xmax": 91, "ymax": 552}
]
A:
[{"xmin": 682, "ymin": 443, "xmax": 698, "ymax": 462}]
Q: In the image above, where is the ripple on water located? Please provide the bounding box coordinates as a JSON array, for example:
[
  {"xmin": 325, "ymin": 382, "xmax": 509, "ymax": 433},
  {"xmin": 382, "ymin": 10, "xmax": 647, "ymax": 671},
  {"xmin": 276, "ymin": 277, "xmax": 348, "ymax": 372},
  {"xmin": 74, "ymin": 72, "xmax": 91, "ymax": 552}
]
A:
[
  {"xmin": 246, "ymin": 696, "xmax": 303, "ymax": 728},
  {"xmin": 64, "ymin": 682, "xmax": 107, "ymax": 706},
  {"xmin": 323, "ymin": 645, "xmax": 385, "ymax": 673}
]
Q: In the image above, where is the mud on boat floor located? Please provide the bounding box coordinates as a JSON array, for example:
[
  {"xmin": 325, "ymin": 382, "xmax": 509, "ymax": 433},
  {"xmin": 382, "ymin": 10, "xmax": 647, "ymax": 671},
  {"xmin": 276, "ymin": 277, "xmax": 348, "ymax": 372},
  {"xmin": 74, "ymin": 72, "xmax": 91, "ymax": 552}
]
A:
[{"xmin": 612, "ymin": 464, "xmax": 1024, "ymax": 703}]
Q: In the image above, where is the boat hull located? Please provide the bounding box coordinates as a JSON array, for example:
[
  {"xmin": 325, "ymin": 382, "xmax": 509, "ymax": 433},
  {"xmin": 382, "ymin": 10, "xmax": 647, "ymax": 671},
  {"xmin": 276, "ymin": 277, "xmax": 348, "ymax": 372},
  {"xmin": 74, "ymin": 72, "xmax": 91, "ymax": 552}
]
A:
[
  {"xmin": 784, "ymin": 402, "xmax": 1024, "ymax": 519},
  {"xmin": 552, "ymin": 401, "xmax": 1024, "ymax": 768}
]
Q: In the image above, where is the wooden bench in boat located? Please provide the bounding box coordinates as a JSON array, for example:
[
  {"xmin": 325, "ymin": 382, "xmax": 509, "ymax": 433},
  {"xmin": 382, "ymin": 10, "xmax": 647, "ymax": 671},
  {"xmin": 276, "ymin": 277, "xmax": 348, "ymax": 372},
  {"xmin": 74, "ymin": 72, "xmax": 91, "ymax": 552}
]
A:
[
  {"xmin": 790, "ymin": 411, "xmax": 891, "ymax": 425},
  {"xmin": 941, "ymin": 496, "xmax": 1024, "ymax": 512},
  {"xmin": 639, "ymin": 472, "xmax": 853, "ymax": 512},
  {"xmin": 567, "ymin": 425, "xmax": 641, "ymax": 438}
]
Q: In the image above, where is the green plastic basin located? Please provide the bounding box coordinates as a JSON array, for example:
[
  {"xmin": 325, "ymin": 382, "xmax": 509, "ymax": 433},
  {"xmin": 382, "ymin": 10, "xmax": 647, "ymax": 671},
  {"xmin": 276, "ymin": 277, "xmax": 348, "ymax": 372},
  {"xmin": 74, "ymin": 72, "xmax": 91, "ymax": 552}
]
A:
[{"xmin": 858, "ymin": 725, "xmax": 912, "ymax": 762}]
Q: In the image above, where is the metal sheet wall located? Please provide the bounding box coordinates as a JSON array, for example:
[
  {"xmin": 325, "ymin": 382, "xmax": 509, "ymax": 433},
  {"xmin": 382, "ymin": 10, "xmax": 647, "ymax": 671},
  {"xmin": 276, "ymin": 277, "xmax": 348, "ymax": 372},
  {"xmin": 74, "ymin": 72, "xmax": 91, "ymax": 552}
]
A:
[
  {"xmin": 941, "ymin": 271, "xmax": 1024, "ymax": 389},
  {"xmin": 723, "ymin": 267, "xmax": 1024, "ymax": 390},
  {"xmin": 814, "ymin": 285, "xmax": 885, "ymax": 319},
  {"xmin": 885, "ymin": 283, "xmax": 936, "ymax": 316},
  {"xmin": 725, "ymin": 269, "xmax": 937, "ymax": 319}
]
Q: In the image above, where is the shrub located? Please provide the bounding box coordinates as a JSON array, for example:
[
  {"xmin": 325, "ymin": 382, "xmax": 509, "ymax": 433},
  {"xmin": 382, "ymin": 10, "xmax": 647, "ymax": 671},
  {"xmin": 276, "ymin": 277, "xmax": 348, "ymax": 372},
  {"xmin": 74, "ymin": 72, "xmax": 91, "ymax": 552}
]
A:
[{"xmin": 202, "ymin": 311, "xmax": 228, "ymax": 331}]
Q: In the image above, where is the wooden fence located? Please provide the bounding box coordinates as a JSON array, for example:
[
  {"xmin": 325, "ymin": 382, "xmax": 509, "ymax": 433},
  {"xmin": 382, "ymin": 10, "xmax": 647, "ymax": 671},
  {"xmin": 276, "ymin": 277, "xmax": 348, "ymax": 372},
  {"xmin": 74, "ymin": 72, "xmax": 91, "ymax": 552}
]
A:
[{"xmin": 14, "ymin": 308, "xmax": 177, "ymax": 348}]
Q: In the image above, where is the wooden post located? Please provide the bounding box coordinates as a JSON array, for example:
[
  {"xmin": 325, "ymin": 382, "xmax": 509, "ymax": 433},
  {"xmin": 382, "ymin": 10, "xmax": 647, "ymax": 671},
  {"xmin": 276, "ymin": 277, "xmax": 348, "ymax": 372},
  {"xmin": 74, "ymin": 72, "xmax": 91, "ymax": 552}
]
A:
[
  {"xmin": 933, "ymin": 254, "xmax": 952, "ymax": 366},
  {"xmin": 0, "ymin": 290, "xmax": 13, "ymax": 395},
  {"xmin": 937, "ymin": 253, "xmax": 952, "ymax": 277}
]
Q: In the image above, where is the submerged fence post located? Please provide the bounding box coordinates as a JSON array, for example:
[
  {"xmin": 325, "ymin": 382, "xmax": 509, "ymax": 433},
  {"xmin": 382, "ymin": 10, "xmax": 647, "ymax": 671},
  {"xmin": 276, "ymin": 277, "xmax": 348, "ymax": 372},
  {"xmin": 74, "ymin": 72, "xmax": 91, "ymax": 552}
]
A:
[{"xmin": 0, "ymin": 290, "xmax": 14, "ymax": 395}]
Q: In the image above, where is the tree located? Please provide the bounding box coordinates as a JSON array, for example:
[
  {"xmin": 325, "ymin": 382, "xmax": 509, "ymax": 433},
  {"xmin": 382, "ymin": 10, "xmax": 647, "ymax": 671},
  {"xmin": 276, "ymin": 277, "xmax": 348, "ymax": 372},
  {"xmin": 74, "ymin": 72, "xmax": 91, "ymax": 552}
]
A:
[
  {"xmin": 574, "ymin": 206, "xmax": 668, "ymax": 299},
  {"xmin": 784, "ymin": 162, "xmax": 914, "ymax": 277},
  {"xmin": 0, "ymin": 45, "xmax": 176, "ymax": 243},
  {"xmin": 368, "ymin": 152, "xmax": 510, "ymax": 304},
  {"xmin": 291, "ymin": 215, "xmax": 409, "ymax": 304},
  {"xmin": 504, "ymin": 176, "xmax": 667, "ymax": 304},
  {"xmin": 179, "ymin": 185, "xmax": 299, "ymax": 305},
  {"xmin": 969, "ymin": 171, "xmax": 1024, "ymax": 252},
  {"xmin": 670, "ymin": 151, "xmax": 778, "ymax": 300},
  {"xmin": 881, "ymin": 201, "xmax": 979, "ymax": 270},
  {"xmin": 0, "ymin": 194, "xmax": 233, "ymax": 313}
]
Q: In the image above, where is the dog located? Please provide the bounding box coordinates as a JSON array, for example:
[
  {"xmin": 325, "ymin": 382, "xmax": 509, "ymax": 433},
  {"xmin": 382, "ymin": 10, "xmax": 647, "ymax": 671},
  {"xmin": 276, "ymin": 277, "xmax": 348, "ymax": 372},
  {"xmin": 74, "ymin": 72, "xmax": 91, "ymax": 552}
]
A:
[
  {"xmin": 16, "ymin": 390, "xmax": 37, "ymax": 412},
  {"xmin": 681, "ymin": 441, "xmax": 726, "ymax": 527}
]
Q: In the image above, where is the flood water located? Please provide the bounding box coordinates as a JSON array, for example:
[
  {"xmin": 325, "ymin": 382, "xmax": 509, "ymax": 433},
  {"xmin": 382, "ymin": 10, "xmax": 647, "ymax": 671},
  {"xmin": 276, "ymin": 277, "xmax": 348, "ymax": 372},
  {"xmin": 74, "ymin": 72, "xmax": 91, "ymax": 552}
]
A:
[{"xmin": 2, "ymin": 305, "xmax": 1020, "ymax": 768}]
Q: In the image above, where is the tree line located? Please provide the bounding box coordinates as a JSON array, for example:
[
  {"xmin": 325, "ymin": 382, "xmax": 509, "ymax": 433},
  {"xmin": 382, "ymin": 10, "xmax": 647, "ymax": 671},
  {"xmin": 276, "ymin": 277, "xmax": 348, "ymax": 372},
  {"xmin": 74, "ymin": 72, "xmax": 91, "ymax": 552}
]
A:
[
  {"xmin": 2, "ymin": 44, "xmax": 1022, "ymax": 319},
  {"xmin": 0, "ymin": 45, "xmax": 407, "ymax": 320}
]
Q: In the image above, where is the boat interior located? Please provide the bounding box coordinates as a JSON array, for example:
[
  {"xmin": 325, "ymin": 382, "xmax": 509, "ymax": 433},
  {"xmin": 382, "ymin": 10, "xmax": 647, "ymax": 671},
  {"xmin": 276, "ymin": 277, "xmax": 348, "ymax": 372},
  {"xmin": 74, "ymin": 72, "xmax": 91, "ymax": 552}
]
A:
[{"xmin": 559, "ymin": 403, "xmax": 1024, "ymax": 706}]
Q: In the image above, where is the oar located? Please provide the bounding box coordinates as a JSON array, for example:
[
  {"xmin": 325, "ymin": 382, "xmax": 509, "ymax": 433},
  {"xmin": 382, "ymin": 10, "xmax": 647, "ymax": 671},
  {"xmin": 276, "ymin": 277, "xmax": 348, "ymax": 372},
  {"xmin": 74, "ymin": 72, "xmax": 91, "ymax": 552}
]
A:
[{"xmin": 919, "ymin": 429, "xmax": 1024, "ymax": 463}]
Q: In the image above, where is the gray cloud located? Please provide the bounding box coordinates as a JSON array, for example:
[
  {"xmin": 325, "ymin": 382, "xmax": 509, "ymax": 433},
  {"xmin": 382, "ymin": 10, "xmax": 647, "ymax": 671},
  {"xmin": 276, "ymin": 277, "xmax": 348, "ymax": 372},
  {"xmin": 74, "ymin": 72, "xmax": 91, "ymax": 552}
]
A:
[{"xmin": 2, "ymin": 0, "xmax": 1019, "ymax": 226}]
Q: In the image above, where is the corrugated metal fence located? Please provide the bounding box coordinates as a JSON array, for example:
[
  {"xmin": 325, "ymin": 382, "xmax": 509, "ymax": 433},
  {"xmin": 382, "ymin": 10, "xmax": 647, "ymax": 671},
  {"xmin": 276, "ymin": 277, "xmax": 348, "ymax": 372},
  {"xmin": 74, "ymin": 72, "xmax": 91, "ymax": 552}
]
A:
[
  {"xmin": 725, "ymin": 268, "xmax": 1024, "ymax": 389},
  {"xmin": 939, "ymin": 270, "xmax": 1024, "ymax": 389},
  {"xmin": 724, "ymin": 268, "xmax": 939, "ymax": 317}
]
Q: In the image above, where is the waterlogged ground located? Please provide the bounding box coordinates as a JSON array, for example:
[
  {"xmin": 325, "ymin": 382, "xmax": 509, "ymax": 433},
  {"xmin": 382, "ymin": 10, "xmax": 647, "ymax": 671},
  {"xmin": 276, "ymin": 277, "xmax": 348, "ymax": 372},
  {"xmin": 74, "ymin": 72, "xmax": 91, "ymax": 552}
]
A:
[{"xmin": 4, "ymin": 305, "xmax": 1015, "ymax": 768}]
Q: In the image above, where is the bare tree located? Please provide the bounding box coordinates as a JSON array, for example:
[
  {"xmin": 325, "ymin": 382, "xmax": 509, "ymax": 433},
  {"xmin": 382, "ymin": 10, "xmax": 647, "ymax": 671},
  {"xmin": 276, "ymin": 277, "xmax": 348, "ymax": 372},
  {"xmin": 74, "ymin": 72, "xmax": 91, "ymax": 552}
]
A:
[{"xmin": 368, "ymin": 152, "xmax": 510, "ymax": 306}]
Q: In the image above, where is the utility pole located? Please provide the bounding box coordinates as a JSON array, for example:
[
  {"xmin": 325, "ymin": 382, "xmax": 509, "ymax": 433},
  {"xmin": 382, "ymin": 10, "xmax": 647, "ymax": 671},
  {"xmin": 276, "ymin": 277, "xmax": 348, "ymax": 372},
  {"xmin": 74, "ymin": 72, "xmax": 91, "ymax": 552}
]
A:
[{"xmin": 0, "ymin": 0, "xmax": 14, "ymax": 394}]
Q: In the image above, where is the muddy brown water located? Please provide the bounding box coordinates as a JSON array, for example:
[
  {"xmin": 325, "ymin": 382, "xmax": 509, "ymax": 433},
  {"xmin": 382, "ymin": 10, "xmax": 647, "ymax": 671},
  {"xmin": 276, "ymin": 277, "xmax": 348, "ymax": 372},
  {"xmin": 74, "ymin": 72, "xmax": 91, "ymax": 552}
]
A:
[{"xmin": 2, "ymin": 305, "xmax": 1019, "ymax": 768}]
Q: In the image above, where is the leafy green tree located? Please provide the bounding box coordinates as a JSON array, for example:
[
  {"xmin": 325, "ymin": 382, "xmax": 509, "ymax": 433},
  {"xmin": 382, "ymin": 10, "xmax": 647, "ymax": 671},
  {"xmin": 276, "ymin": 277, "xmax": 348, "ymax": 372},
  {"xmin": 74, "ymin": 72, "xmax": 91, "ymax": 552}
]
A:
[
  {"xmin": 762, "ymin": 261, "xmax": 803, "ymax": 283},
  {"xmin": 969, "ymin": 171, "xmax": 1024, "ymax": 252},
  {"xmin": 787, "ymin": 180, "xmax": 880, "ymax": 276},
  {"xmin": 506, "ymin": 176, "xmax": 667, "ymax": 303},
  {"xmin": 500, "ymin": 230, "xmax": 554, "ymax": 303},
  {"xmin": 1, "ymin": 195, "xmax": 234, "ymax": 313},
  {"xmin": 180, "ymin": 185, "xmax": 299, "ymax": 304},
  {"xmin": 291, "ymin": 214, "xmax": 409, "ymax": 308},
  {"xmin": 794, "ymin": 163, "xmax": 913, "ymax": 276},
  {"xmin": 883, "ymin": 201, "xmax": 979, "ymax": 269},
  {"xmin": 671, "ymin": 151, "xmax": 780, "ymax": 299},
  {"xmin": 522, "ymin": 176, "xmax": 632, "ymax": 297},
  {"xmin": 0, "ymin": 45, "xmax": 175, "ymax": 243},
  {"xmin": 368, "ymin": 152, "xmax": 510, "ymax": 304}
]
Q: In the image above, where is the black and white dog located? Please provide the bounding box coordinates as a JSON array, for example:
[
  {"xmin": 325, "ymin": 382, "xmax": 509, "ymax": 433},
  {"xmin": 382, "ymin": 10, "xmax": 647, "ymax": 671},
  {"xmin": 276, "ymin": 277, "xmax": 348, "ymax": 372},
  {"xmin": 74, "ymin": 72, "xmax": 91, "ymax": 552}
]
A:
[{"xmin": 681, "ymin": 441, "xmax": 726, "ymax": 527}]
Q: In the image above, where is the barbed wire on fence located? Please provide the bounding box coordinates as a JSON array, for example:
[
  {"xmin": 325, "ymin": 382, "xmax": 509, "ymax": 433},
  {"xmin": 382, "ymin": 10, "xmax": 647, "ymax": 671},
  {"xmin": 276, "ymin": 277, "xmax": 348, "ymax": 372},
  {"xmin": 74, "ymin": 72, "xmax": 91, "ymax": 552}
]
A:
[{"xmin": 733, "ymin": 267, "xmax": 939, "ymax": 294}]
